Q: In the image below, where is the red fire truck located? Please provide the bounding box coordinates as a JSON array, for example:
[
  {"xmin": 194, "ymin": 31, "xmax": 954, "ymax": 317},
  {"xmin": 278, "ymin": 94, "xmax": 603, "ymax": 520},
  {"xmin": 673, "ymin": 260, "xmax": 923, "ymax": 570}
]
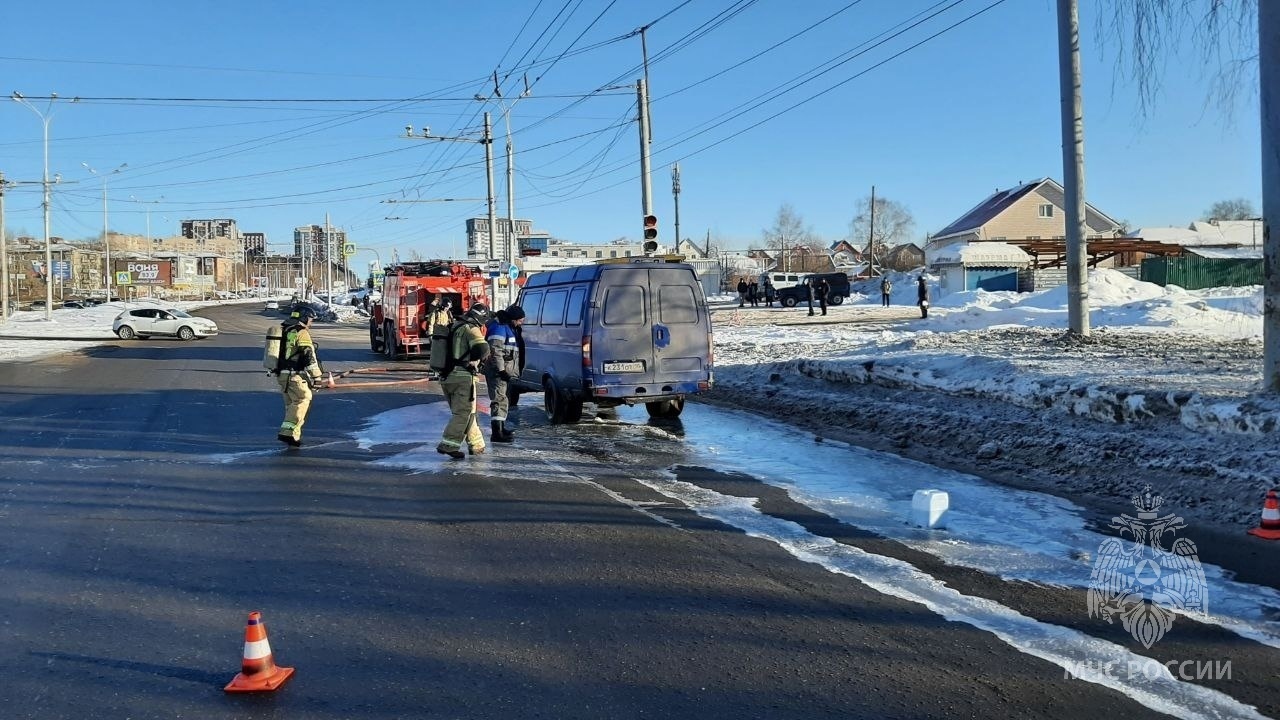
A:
[{"xmin": 368, "ymin": 261, "xmax": 490, "ymax": 359}]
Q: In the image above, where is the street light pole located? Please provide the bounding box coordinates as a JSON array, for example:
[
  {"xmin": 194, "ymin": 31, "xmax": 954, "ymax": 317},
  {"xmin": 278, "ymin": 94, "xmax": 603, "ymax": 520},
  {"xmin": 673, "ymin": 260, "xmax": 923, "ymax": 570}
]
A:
[
  {"xmin": 83, "ymin": 162, "xmax": 126, "ymax": 299},
  {"xmin": 13, "ymin": 92, "xmax": 75, "ymax": 321}
]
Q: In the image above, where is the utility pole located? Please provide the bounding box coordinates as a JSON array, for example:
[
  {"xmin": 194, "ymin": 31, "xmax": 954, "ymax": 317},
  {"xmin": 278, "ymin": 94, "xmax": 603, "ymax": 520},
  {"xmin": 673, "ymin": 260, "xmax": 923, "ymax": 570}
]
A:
[
  {"xmin": 325, "ymin": 213, "xmax": 334, "ymax": 302},
  {"xmin": 638, "ymin": 79, "xmax": 654, "ymax": 221},
  {"xmin": 401, "ymin": 120, "xmax": 498, "ymax": 302},
  {"xmin": 868, "ymin": 185, "xmax": 877, "ymax": 274},
  {"xmin": 1262, "ymin": 1, "xmax": 1279, "ymax": 391},
  {"xmin": 12, "ymin": 93, "xmax": 71, "ymax": 321},
  {"xmin": 1057, "ymin": 0, "xmax": 1090, "ymax": 337},
  {"xmin": 503, "ymin": 109, "xmax": 516, "ymax": 308},
  {"xmin": 672, "ymin": 163, "xmax": 682, "ymax": 251},
  {"xmin": 83, "ymin": 162, "xmax": 126, "ymax": 299},
  {"xmin": 640, "ymin": 26, "xmax": 653, "ymax": 143},
  {"xmin": 0, "ymin": 172, "xmax": 8, "ymax": 323},
  {"xmin": 484, "ymin": 112, "xmax": 499, "ymax": 303}
]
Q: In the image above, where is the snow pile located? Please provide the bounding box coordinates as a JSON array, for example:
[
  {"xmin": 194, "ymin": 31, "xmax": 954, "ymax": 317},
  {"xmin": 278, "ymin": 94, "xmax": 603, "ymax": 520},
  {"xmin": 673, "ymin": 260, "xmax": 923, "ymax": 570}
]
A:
[{"xmin": 709, "ymin": 269, "xmax": 1277, "ymax": 525}]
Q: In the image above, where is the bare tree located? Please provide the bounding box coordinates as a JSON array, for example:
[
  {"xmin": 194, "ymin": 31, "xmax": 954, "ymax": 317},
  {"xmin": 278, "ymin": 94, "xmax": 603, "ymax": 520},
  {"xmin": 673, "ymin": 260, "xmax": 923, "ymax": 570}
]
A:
[
  {"xmin": 848, "ymin": 195, "xmax": 916, "ymax": 269},
  {"xmin": 1100, "ymin": 1, "xmax": 1276, "ymax": 391},
  {"xmin": 762, "ymin": 203, "xmax": 817, "ymax": 273},
  {"xmin": 1205, "ymin": 197, "xmax": 1258, "ymax": 220},
  {"xmin": 1097, "ymin": 0, "xmax": 1258, "ymax": 114}
]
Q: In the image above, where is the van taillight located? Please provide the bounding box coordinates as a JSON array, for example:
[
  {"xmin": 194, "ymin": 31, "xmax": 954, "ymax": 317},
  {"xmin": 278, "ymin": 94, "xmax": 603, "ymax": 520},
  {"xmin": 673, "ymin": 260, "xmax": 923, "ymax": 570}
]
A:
[{"xmin": 582, "ymin": 336, "xmax": 591, "ymax": 367}]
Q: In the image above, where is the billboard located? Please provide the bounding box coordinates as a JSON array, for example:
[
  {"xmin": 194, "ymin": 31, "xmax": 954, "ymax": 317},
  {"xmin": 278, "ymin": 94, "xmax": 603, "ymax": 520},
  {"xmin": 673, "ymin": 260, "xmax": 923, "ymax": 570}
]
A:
[{"xmin": 113, "ymin": 260, "xmax": 173, "ymax": 286}]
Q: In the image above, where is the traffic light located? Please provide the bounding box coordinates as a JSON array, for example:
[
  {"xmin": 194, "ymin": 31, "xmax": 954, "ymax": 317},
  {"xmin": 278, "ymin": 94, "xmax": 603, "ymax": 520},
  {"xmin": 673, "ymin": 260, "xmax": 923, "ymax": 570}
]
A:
[{"xmin": 642, "ymin": 214, "xmax": 658, "ymax": 253}]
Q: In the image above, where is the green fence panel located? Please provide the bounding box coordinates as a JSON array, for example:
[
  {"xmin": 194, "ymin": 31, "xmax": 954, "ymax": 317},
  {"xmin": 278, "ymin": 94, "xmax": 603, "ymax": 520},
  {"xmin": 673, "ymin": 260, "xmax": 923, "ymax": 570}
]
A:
[{"xmin": 1139, "ymin": 256, "xmax": 1262, "ymax": 290}]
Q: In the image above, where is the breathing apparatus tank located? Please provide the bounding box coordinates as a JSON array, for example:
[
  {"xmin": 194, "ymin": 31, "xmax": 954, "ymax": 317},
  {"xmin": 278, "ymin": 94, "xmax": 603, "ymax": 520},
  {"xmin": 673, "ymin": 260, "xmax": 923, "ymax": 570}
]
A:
[
  {"xmin": 427, "ymin": 300, "xmax": 454, "ymax": 373},
  {"xmin": 263, "ymin": 324, "xmax": 283, "ymax": 373}
]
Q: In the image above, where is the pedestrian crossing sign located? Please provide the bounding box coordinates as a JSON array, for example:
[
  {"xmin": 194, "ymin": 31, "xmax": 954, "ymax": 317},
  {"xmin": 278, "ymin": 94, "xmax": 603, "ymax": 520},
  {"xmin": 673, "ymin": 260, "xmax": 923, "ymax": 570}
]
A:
[{"xmin": 115, "ymin": 271, "xmax": 132, "ymax": 285}]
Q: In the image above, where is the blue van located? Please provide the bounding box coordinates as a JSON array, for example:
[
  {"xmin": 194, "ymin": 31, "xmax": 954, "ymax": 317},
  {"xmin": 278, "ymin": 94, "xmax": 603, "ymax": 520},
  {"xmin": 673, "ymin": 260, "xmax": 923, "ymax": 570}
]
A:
[{"xmin": 511, "ymin": 258, "xmax": 714, "ymax": 423}]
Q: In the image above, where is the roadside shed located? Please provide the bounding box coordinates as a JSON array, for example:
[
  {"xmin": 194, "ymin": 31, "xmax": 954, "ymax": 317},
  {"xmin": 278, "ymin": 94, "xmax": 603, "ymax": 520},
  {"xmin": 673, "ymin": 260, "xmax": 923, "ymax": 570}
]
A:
[{"xmin": 930, "ymin": 241, "xmax": 1031, "ymax": 293}]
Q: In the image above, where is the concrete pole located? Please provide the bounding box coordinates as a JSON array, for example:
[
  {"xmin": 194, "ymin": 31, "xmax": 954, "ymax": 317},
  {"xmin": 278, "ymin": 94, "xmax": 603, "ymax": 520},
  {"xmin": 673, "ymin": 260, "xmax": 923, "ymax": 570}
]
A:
[
  {"xmin": 0, "ymin": 173, "xmax": 7, "ymax": 323},
  {"xmin": 484, "ymin": 112, "xmax": 499, "ymax": 303},
  {"xmin": 1262, "ymin": 1, "xmax": 1280, "ymax": 391},
  {"xmin": 325, "ymin": 212, "xmax": 334, "ymax": 301},
  {"xmin": 1057, "ymin": 0, "xmax": 1090, "ymax": 337},
  {"xmin": 504, "ymin": 107, "xmax": 516, "ymax": 308},
  {"xmin": 41, "ymin": 119, "xmax": 53, "ymax": 320},
  {"xmin": 638, "ymin": 79, "xmax": 654, "ymax": 218},
  {"xmin": 672, "ymin": 163, "xmax": 682, "ymax": 250}
]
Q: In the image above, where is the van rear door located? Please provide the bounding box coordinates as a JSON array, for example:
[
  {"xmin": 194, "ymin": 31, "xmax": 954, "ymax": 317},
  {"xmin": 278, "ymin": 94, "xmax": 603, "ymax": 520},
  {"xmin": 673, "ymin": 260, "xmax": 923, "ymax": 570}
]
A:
[
  {"xmin": 595, "ymin": 267, "xmax": 656, "ymax": 383},
  {"xmin": 649, "ymin": 266, "xmax": 708, "ymax": 383}
]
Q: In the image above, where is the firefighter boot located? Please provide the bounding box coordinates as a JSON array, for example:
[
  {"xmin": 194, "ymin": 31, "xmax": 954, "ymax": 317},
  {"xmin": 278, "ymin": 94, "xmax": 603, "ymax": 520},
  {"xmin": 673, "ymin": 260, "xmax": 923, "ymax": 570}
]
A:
[
  {"xmin": 491, "ymin": 420, "xmax": 512, "ymax": 443},
  {"xmin": 500, "ymin": 421, "xmax": 515, "ymax": 442}
]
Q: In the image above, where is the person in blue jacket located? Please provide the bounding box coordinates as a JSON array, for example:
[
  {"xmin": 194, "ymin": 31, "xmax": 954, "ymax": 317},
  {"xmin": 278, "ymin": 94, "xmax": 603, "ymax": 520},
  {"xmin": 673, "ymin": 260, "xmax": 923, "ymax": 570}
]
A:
[{"xmin": 483, "ymin": 304, "xmax": 525, "ymax": 443}]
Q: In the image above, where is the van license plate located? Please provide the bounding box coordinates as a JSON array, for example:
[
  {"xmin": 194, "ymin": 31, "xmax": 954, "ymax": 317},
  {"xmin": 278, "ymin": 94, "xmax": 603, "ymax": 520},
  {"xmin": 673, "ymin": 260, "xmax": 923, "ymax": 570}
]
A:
[{"xmin": 603, "ymin": 360, "xmax": 645, "ymax": 373}]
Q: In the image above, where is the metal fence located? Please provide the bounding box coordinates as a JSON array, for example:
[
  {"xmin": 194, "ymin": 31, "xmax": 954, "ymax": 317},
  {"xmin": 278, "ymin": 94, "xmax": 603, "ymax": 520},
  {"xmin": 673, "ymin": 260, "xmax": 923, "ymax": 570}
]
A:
[{"xmin": 1140, "ymin": 256, "xmax": 1263, "ymax": 290}]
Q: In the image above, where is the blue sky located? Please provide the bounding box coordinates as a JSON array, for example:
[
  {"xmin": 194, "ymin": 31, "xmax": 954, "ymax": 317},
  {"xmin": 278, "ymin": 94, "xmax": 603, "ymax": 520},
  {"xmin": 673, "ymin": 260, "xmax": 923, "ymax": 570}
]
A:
[{"xmin": 0, "ymin": 0, "xmax": 1261, "ymax": 269}]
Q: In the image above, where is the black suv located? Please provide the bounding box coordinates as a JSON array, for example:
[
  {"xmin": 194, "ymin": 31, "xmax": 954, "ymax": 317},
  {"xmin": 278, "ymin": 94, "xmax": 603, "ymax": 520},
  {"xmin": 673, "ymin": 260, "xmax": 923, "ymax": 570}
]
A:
[{"xmin": 776, "ymin": 273, "xmax": 851, "ymax": 307}]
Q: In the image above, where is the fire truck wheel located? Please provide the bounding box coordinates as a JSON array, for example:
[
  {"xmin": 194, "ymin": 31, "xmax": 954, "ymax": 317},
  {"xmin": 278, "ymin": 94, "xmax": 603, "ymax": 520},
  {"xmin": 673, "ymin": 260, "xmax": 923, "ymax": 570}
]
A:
[{"xmin": 383, "ymin": 321, "xmax": 398, "ymax": 359}]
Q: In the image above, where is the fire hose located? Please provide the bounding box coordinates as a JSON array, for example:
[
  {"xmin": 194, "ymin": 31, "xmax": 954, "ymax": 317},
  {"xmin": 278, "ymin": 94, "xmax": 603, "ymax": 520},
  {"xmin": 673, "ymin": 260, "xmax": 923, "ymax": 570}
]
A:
[{"xmin": 315, "ymin": 366, "xmax": 438, "ymax": 389}]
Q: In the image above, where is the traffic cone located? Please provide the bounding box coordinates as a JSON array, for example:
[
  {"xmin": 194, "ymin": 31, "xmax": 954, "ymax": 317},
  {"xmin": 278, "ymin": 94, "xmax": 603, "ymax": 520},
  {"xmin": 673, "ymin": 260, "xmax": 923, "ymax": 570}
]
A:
[
  {"xmin": 224, "ymin": 611, "xmax": 295, "ymax": 693},
  {"xmin": 326, "ymin": 372, "xmax": 336, "ymax": 389},
  {"xmin": 1247, "ymin": 489, "xmax": 1280, "ymax": 540}
]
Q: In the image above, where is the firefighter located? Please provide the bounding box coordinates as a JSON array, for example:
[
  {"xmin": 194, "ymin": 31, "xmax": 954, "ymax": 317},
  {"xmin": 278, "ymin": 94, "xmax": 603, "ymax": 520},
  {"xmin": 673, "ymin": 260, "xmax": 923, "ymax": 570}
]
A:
[
  {"xmin": 484, "ymin": 304, "xmax": 525, "ymax": 443},
  {"xmin": 436, "ymin": 302, "xmax": 492, "ymax": 459},
  {"xmin": 275, "ymin": 306, "xmax": 324, "ymax": 447}
]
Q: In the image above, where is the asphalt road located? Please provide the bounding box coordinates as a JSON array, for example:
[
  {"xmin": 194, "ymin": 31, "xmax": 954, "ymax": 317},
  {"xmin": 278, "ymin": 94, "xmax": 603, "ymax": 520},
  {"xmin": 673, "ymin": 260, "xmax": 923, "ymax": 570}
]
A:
[{"xmin": 0, "ymin": 304, "xmax": 1267, "ymax": 719}]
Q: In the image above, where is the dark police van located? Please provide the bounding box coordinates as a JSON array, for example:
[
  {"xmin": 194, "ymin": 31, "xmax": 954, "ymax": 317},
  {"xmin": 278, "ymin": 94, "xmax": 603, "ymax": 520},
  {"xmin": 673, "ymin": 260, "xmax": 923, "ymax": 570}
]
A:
[{"xmin": 510, "ymin": 257, "xmax": 714, "ymax": 423}]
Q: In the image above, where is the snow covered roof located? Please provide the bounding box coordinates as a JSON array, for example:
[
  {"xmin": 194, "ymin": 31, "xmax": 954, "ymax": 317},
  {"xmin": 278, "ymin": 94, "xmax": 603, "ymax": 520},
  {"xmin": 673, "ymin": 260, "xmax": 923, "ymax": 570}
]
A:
[
  {"xmin": 1190, "ymin": 220, "xmax": 1263, "ymax": 247},
  {"xmin": 930, "ymin": 241, "xmax": 1030, "ymax": 267},
  {"xmin": 1132, "ymin": 222, "xmax": 1262, "ymax": 248},
  {"xmin": 1186, "ymin": 246, "xmax": 1263, "ymax": 260}
]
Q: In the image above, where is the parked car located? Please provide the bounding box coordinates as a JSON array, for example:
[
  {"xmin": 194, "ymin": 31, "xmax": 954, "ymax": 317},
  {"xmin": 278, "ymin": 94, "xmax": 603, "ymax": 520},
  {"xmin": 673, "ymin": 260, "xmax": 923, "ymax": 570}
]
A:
[
  {"xmin": 61, "ymin": 300, "xmax": 89, "ymax": 309},
  {"xmin": 775, "ymin": 272, "xmax": 852, "ymax": 308},
  {"xmin": 113, "ymin": 308, "xmax": 219, "ymax": 341},
  {"xmin": 509, "ymin": 258, "xmax": 714, "ymax": 423}
]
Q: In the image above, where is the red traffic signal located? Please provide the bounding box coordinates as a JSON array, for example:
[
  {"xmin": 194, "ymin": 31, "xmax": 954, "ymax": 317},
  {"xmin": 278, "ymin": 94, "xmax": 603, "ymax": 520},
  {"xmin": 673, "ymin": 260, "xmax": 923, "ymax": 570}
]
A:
[{"xmin": 643, "ymin": 214, "xmax": 658, "ymax": 241}]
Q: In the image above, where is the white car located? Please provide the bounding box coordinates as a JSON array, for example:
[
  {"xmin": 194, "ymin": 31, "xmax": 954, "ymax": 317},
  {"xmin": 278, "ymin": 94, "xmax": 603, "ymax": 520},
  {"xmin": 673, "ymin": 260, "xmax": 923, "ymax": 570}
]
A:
[
  {"xmin": 113, "ymin": 308, "xmax": 219, "ymax": 341},
  {"xmin": 265, "ymin": 299, "xmax": 280, "ymax": 310}
]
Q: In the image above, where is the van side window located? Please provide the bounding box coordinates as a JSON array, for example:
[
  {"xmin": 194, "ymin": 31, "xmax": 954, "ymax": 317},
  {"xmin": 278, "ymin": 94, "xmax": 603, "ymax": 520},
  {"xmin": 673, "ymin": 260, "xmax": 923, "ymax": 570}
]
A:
[
  {"xmin": 656, "ymin": 284, "xmax": 697, "ymax": 324},
  {"xmin": 522, "ymin": 291, "xmax": 545, "ymax": 325},
  {"xmin": 602, "ymin": 285, "xmax": 644, "ymax": 326},
  {"xmin": 566, "ymin": 287, "xmax": 586, "ymax": 325},
  {"xmin": 542, "ymin": 289, "xmax": 568, "ymax": 326}
]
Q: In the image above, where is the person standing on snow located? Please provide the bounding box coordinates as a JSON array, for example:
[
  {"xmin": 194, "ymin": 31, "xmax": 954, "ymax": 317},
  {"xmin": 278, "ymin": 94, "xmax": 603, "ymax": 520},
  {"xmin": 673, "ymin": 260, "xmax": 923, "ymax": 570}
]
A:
[
  {"xmin": 275, "ymin": 306, "xmax": 324, "ymax": 447},
  {"xmin": 436, "ymin": 303, "xmax": 492, "ymax": 459},
  {"xmin": 484, "ymin": 304, "xmax": 525, "ymax": 444},
  {"xmin": 917, "ymin": 275, "xmax": 930, "ymax": 319},
  {"xmin": 815, "ymin": 277, "xmax": 830, "ymax": 316},
  {"xmin": 880, "ymin": 276, "xmax": 893, "ymax": 307},
  {"xmin": 736, "ymin": 278, "xmax": 748, "ymax": 307}
]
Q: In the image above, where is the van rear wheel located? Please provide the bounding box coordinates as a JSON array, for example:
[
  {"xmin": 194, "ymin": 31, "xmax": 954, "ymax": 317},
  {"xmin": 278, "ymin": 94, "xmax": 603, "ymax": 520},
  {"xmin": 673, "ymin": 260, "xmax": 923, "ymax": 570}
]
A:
[
  {"xmin": 544, "ymin": 379, "xmax": 583, "ymax": 424},
  {"xmin": 645, "ymin": 397, "xmax": 685, "ymax": 419},
  {"xmin": 829, "ymin": 295, "xmax": 844, "ymax": 306},
  {"xmin": 782, "ymin": 296, "xmax": 798, "ymax": 308}
]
